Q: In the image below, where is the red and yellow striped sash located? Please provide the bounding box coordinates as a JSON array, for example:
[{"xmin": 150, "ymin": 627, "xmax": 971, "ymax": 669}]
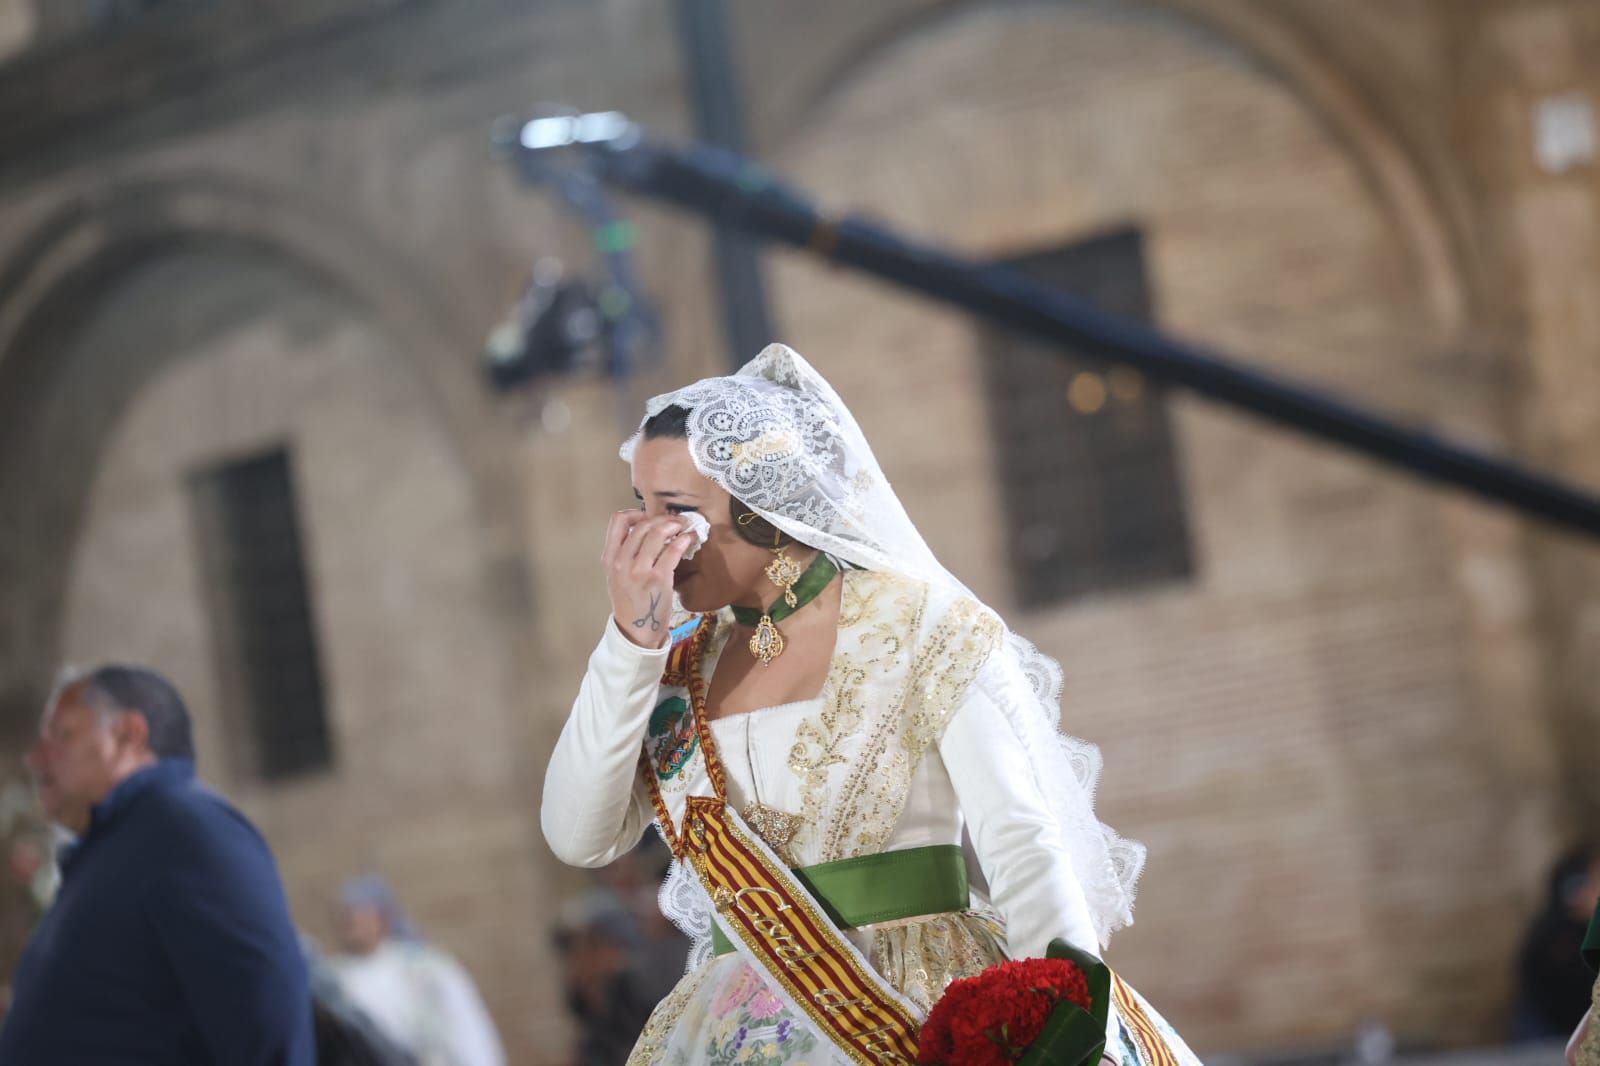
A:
[
  {"xmin": 1113, "ymin": 974, "xmax": 1182, "ymax": 1066},
  {"xmin": 682, "ymin": 796, "xmax": 921, "ymax": 1066}
]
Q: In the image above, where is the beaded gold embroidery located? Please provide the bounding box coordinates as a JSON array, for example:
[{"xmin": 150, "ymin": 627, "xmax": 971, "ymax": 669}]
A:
[
  {"xmin": 743, "ymin": 800, "xmax": 804, "ymax": 858},
  {"xmin": 867, "ymin": 910, "xmax": 1008, "ymax": 1014},
  {"xmin": 789, "ymin": 571, "xmax": 913, "ymax": 862},
  {"xmin": 786, "ymin": 571, "xmax": 1003, "ymax": 863}
]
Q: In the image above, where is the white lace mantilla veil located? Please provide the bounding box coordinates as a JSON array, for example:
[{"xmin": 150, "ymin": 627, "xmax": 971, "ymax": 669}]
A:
[{"xmin": 621, "ymin": 343, "xmax": 1146, "ymax": 972}]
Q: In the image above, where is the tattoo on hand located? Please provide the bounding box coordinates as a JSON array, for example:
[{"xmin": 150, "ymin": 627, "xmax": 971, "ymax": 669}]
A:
[{"xmin": 632, "ymin": 592, "xmax": 663, "ymax": 632}]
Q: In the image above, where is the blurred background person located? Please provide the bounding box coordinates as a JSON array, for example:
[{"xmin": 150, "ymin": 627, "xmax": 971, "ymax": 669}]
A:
[
  {"xmin": 0, "ymin": 665, "xmax": 313, "ymax": 1064},
  {"xmin": 586, "ymin": 834, "xmax": 690, "ymax": 1009},
  {"xmin": 553, "ymin": 892, "xmax": 657, "ymax": 1066},
  {"xmin": 304, "ymin": 932, "xmax": 422, "ymax": 1066},
  {"xmin": 0, "ymin": 776, "xmax": 55, "ymax": 1030},
  {"xmin": 331, "ymin": 874, "xmax": 506, "ymax": 1066},
  {"xmin": 1512, "ymin": 846, "xmax": 1600, "ymax": 1040},
  {"xmin": 553, "ymin": 836, "xmax": 690, "ymax": 1065}
]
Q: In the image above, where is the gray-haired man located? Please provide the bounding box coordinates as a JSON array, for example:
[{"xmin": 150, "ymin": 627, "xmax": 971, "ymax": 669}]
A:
[{"xmin": 0, "ymin": 664, "xmax": 314, "ymax": 1064}]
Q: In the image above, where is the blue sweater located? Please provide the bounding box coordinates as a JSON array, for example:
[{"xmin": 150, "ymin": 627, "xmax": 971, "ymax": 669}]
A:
[{"xmin": 0, "ymin": 759, "xmax": 314, "ymax": 1065}]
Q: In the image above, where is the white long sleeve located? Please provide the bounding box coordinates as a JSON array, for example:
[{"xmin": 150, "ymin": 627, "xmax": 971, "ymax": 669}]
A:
[
  {"xmin": 540, "ymin": 618, "xmax": 668, "ymax": 867},
  {"xmin": 938, "ymin": 661, "xmax": 1103, "ymax": 964}
]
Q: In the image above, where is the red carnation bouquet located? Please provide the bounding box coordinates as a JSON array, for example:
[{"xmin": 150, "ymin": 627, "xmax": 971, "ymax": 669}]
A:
[{"xmin": 918, "ymin": 939, "xmax": 1111, "ymax": 1066}]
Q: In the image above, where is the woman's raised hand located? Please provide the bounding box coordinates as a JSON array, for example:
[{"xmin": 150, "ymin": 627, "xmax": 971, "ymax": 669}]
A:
[{"xmin": 602, "ymin": 511, "xmax": 695, "ymax": 649}]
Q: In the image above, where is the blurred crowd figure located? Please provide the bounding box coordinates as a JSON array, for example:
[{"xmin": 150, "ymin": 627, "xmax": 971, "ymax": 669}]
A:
[
  {"xmin": 0, "ymin": 658, "xmax": 514, "ymax": 1066},
  {"xmin": 1513, "ymin": 846, "xmax": 1600, "ymax": 1041},
  {"xmin": 0, "ymin": 777, "xmax": 58, "ymax": 1008},
  {"xmin": 554, "ymin": 834, "xmax": 689, "ymax": 1066},
  {"xmin": 306, "ymin": 934, "xmax": 420, "ymax": 1066},
  {"xmin": 0, "ymin": 665, "xmax": 315, "ymax": 1064},
  {"xmin": 329, "ymin": 875, "xmax": 507, "ymax": 1066}
]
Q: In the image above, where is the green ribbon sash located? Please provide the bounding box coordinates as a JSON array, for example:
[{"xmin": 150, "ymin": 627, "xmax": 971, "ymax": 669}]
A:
[{"xmin": 710, "ymin": 843, "xmax": 968, "ymax": 956}]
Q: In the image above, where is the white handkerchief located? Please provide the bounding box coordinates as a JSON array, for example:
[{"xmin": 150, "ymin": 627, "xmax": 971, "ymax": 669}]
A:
[{"xmin": 678, "ymin": 512, "xmax": 711, "ymax": 560}]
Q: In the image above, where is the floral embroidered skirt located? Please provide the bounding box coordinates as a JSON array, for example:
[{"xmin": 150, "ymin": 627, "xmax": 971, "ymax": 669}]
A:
[
  {"xmin": 627, "ymin": 910, "xmax": 1003, "ymax": 1065},
  {"xmin": 626, "ymin": 910, "xmax": 1202, "ymax": 1066}
]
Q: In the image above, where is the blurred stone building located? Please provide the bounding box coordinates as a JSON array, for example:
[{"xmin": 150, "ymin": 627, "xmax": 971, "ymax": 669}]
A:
[{"xmin": 0, "ymin": 0, "xmax": 1598, "ymax": 1060}]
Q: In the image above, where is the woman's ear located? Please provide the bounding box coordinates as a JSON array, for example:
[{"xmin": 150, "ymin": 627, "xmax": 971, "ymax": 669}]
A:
[{"xmin": 726, "ymin": 498, "xmax": 794, "ymax": 549}]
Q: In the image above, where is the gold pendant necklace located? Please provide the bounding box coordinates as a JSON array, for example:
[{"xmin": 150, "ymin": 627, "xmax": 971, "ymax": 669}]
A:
[{"xmin": 748, "ymin": 616, "xmax": 785, "ymax": 664}]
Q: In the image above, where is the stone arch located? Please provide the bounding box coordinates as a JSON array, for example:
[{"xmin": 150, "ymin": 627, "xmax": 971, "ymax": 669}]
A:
[
  {"xmin": 0, "ymin": 171, "xmax": 565, "ymax": 1037},
  {"xmin": 770, "ymin": 0, "xmax": 1481, "ymax": 337},
  {"xmin": 0, "ymin": 172, "xmax": 536, "ymax": 727}
]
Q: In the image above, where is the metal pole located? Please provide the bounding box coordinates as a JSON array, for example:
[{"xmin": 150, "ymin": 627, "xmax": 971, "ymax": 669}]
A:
[
  {"xmin": 674, "ymin": 0, "xmax": 775, "ymax": 369},
  {"xmin": 504, "ymin": 120, "xmax": 1600, "ymax": 543}
]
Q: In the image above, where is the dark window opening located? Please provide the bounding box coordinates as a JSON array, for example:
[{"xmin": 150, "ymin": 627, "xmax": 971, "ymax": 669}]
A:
[
  {"xmin": 982, "ymin": 228, "xmax": 1193, "ymax": 608},
  {"xmin": 190, "ymin": 447, "xmax": 334, "ymax": 781}
]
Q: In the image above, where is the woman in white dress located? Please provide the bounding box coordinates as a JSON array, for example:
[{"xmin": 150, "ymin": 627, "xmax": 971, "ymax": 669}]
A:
[{"xmin": 542, "ymin": 344, "xmax": 1199, "ymax": 1066}]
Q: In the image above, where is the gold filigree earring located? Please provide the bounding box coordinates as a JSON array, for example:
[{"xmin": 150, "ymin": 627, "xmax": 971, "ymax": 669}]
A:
[
  {"xmin": 738, "ymin": 513, "xmax": 801, "ymax": 664},
  {"xmin": 764, "ymin": 528, "xmax": 803, "ymax": 609}
]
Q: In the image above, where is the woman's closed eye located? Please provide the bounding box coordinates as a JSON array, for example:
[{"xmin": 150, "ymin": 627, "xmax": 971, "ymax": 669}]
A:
[{"xmin": 631, "ymin": 488, "xmax": 699, "ymax": 515}]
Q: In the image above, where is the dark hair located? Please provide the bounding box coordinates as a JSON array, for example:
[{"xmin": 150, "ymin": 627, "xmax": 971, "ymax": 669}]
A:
[
  {"xmin": 76, "ymin": 665, "xmax": 195, "ymax": 761},
  {"xmin": 641, "ymin": 403, "xmax": 797, "ymax": 549},
  {"xmin": 641, "ymin": 403, "xmax": 691, "ymax": 441}
]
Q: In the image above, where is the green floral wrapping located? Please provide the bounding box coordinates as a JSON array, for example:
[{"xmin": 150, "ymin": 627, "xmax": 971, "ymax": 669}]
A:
[{"xmin": 1018, "ymin": 940, "xmax": 1111, "ymax": 1066}]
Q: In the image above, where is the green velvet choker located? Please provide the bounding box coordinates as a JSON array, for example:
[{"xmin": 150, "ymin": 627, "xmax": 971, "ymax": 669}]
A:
[
  {"xmin": 731, "ymin": 553, "xmax": 839, "ymax": 628},
  {"xmin": 731, "ymin": 553, "xmax": 839, "ymax": 663}
]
